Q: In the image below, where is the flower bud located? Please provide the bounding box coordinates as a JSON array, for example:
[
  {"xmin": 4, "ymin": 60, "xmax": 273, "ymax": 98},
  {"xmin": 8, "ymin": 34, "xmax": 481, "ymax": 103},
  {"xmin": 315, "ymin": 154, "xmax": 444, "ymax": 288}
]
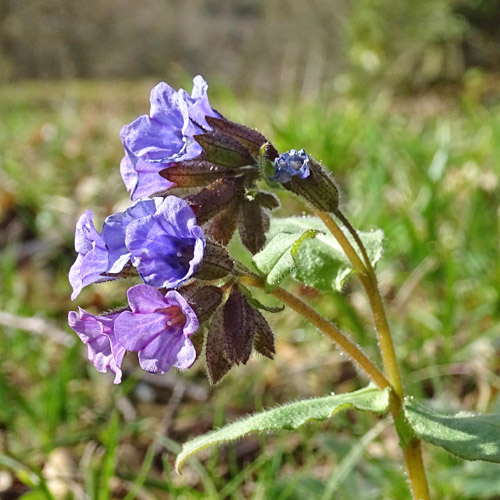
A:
[{"xmin": 281, "ymin": 155, "xmax": 340, "ymax": 213}]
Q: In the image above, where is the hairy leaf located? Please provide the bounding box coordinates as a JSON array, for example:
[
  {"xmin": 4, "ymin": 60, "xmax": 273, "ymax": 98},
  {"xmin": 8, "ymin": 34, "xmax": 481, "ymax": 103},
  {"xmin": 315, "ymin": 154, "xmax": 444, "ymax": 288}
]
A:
[
  {"xmin": 252, "ymin": 308, "xmax": 275, "ymax": 358},
  {"xmin": 252, "ymin": 228, "xmax": 322, "ymax": 290},
  {"xmin": 202, "ymin": 200, "xmax": 239, "ymax": 246},
  {"xmin": 186, "ymin": 178, "xmax": 243, "ymax": 224},
  {"xmin": 160, "ymin": 160, "xmax": 245, "ymax": 188},
  {"xmin": 257, "ymin": 216, "xmax": 384, "ymax": 292},
  {"xmin": 223, "ymin": 287, "xmax": 254, "ymax": 364},
  {"xmin": 205, "ymin": 307, "xmax": 231, "ymax": 385},
  {"xmin": 195, "ymin": 240, "xmax": 234, "ymax": 280},
  {"xmin": 238, "ymin": 198, "xmax": 269, "ymax": 254},
  {"xmin": 195, "ymin": 131, "xmax": 254, "ymax": 167},
  {"xmin": 205, "ymin": 116, "xmax": 268, "ymax": 158},
  {"xmin": 405, "ymin": 400, "xmax": 500, "ymax": 463},
  {"xmin": 182, "ymin": 284, "xmax": 223, "ymax": 323},
  {"xmin": 176, "ymin": 386, "xmax": 390, "ymax": 473}
]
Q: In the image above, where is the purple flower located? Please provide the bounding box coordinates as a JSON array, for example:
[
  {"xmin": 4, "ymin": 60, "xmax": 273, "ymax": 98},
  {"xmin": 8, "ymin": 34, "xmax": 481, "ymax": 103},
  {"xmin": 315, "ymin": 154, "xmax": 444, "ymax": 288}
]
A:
[
  {"xmin": 68, "ymin": 308, "xmax": 125, "ymax": 384},
  {"xmin": 120, "ymin": 75, "xmax": 219, "ymax": 201},
  {"xmin": 69, "ymin": 210, "xmax": 113, "ymax": 300},
  {"xmin": 101, "ymin": 197, "xmax": 163, "ymax": 274},
  {"xmin": 114, "ymin": 285, "xmax": 199, "ymax": 373},
  {"xmin": 69, "ymin": 196, "xmax": 204, "ymax": 298},
  {"xmin": 272, "ymin": 149, "xmax": 310, "ymax": 183},
  {"xmin": 126, "ymin": 196, "xmax": 205, "ymax": 288},
  {"xmin": 69, "ymin": 199, "xmax": 162, "ymax": 300}
]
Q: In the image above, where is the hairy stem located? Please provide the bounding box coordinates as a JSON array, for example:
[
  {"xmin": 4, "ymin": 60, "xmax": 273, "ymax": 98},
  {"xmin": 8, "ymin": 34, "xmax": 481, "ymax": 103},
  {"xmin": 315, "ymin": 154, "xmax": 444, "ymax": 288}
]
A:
[
  {"xmin": 239, "ymin": 275, "xmax": 391, "ymax": 391},
  {"xmin": 313, "ymin": 208, "xmax": 404, "ymax": 398},
  {"xmin": 403, "ymin": 440, "xmax": 431, "ymax": 500},
  {"xmin": 313, "ymin": 208, "xmax": 430, "ymax": 499}
]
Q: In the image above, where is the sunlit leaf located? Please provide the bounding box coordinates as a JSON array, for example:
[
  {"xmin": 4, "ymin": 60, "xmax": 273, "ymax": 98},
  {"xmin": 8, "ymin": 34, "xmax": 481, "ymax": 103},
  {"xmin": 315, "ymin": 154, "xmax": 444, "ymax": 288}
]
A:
[
  {"xmin": 252, "ymin": 227, "xmax": 322, "ymax": 290},
  {"xmin": 176, "ymin": 385, "xmax": 390, "ymax": 473},
  {"xmin": 255, "ymin": 216, "xmax": 384, "ymax": 292}
]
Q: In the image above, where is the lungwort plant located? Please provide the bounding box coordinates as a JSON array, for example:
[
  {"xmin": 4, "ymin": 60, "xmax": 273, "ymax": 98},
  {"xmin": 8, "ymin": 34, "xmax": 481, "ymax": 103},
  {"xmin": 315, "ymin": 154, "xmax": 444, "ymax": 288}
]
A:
[{"xmin": 68, "ymin": 76, "xmax": 500, "ymax": 499}]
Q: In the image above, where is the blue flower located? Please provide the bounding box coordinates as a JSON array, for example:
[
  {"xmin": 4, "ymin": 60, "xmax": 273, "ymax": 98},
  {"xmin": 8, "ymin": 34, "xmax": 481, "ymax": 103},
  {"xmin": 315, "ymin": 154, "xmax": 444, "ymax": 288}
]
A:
[
  {"xmin": 68, "ymin": 210, "xmax": 114, "ymax": 300},
  {"xmin": 69, "ymin": 196, "xmax": 205, "ymax": 298},
  {"xmin": 126, "ymin": 196, "xmax": 205, "ymax": 288},
  {"xmin": 120, "ymin": 76, "xmax": 219, "ymax": 201},
  {"xmin": 69, "ymin": 199, "xmax": 162, "ymax": 300},
  {"xmin": 114, "ymin": 284, "xmax": 199, "ymax": 374},
  {"xmin": 272, "ymin": 149, "xmax": 310, "ymax": 183},
  {"xmin": 68, "ymin": 308, "xmax": 125, "ymax": 384}
]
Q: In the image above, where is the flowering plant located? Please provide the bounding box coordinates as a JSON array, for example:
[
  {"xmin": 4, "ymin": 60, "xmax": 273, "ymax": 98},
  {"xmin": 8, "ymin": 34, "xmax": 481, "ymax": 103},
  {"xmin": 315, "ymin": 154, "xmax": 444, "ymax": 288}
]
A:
[{"xmin": 68, "ymin": 76, "xmax": 500, "ymax": 499}]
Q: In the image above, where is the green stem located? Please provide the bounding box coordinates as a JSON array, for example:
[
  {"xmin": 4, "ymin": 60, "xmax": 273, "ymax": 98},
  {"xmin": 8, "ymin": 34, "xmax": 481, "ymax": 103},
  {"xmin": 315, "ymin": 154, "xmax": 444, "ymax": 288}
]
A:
[
  {"xmin": 313, "ymin": 208, "xmax": 430, "ymax": 499},
  {"xmin": 239, "ymin": 275, "xmax": 391, "ymax": 392},
  {"xmin": 313, "ymin": 208, "xmax": 404, "ymax": 398}
]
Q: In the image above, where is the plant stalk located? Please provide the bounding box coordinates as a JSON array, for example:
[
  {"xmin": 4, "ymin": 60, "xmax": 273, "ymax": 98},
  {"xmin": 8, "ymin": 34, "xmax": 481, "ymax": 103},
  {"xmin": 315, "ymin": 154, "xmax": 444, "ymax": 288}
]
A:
[
  {"xmin": 313, "ymin": 208, "xmax": 430, "ymax": 499},
  {"xmin": 313, "ymin": 208, "xmax": 404, "ymax": 398},
  {"xmin": 239, "ymin": 275, "xmax": 391, "ymax": 392}
]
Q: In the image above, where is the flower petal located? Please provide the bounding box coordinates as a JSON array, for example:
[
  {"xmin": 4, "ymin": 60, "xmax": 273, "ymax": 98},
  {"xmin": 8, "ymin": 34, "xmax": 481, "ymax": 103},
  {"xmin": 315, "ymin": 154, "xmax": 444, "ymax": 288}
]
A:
[
  {"xmin": 165, "ymin": 290, "xmax": 199, "ymax": 336},
  {"xmin": 138, "ymin": 332, "xmax": 196, "ymax": 373},
  {"xmin": 126, "ymin": 284, "xmax": 167, "ymax": 313},
  {"xmin": 114, "ymin": 310, "xmax": 166, "ymax": 351}
]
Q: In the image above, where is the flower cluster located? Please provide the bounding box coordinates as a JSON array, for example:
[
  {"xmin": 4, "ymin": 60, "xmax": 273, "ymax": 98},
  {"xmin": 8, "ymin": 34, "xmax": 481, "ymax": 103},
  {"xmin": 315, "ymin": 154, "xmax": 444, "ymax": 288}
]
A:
[{"xmin": 69, "ymin": 76, "xmax": 280, "ymax": 384}]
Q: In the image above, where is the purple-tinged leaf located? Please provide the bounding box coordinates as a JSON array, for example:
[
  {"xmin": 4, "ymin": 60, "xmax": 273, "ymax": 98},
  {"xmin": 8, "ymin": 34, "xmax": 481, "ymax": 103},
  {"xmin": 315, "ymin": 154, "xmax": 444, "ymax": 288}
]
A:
[
  {"xmin": 160, "ymin": 160, "xmax": 246, "ymax": 188},
  {"xmin": 205, "ymin": 307, "xmax": 232, "ymax": 385},
  {"xmin": 186, "ymin": 178, "xmax": 244, "ymax": 224},
  {"xmin": 238, "ymin": 199, "xmax": 269, "ymax": 254},
  {"xmin": 223, "ymin": 287, "xmax": 254, "ymax": 365},
  {"xmin": 252, "ymin": 309, "xmax": 275, "ymax": 359},
  {"xmin": 202, "ymin": 200, "xmax": 239, "ymax": 246},
  {"xmin": 195, "ymin": 131, "xmax": 254, "ymax": 167},
  {"xmin": 195, "ymin": 240, "xmax": 234, "ymax": 281},
  {"xmin": 205, "ymin": 116, "xmax": 268, "ymax": 159}
]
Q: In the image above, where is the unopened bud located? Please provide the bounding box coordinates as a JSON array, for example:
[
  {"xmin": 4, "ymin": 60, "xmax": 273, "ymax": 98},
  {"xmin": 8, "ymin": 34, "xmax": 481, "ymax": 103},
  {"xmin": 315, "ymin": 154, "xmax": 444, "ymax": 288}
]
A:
[{"xmin": 281, "ymin": 155, "xmax": 340, "ymax": 213}]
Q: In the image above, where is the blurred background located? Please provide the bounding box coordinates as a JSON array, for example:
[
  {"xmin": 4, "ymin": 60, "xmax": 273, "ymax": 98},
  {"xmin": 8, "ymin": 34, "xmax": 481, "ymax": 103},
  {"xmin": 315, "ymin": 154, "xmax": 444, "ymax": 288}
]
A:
[{"xmin": 1, "ymin": 0, "xmax": 500, "ymax": 498}]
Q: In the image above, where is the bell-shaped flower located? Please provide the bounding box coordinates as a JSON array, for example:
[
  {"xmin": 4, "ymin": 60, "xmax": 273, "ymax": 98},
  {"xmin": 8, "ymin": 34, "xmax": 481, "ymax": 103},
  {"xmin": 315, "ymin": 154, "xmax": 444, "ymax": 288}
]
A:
[
  {"xmin": 69, "ymin": 210, "xmax": 113, "ymax": 300},
  {"xmin": 68, "ymin": 308, "xmax": 125, "ymax": 384},
  {"xmin": 126, "ymin": 196, "xmax": 205, "ymax": 289},
  {"xmin": 69, "ymin": 199, "xmax": 162, "ymax": 300},
  {"xmin": 114, "ymin": 284, "xmax": 199, "ymax": 373},
  {"xmin": 120, "ymin": 75, "xmax": 219, "ymax": 200}
]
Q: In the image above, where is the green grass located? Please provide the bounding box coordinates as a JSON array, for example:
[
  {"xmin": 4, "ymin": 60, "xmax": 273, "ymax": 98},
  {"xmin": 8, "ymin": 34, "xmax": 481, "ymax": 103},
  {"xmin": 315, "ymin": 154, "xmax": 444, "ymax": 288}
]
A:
[{"xmin": 0, "ymin": 78, "xmax": 499, "ymax": 499}]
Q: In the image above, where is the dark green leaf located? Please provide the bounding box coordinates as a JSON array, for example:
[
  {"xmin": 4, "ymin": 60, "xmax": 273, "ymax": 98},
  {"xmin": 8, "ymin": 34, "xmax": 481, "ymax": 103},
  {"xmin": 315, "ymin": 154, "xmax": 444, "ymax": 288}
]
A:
[{"xmin": 405, "ymin": 400, "xmax": 500, "ymax": 463}]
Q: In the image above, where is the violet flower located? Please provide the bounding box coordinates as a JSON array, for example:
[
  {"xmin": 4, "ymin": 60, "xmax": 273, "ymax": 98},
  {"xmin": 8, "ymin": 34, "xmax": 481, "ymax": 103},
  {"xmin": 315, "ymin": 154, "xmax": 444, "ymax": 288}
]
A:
[
  {"xmin": 125, "ymin": 196, "xmax": 205, "ymax": 289},
  {"xmin": 69, "ymin": 196, "xmax": 204, "ymax": 299},
  {"xmin": 69, "ymin": 198, "xmax": 162, "ymax": 300},
  {"xmin": 69, "ymin": 210, "xmax": 113, "ymax": 300},
  {"xmin": 114, "ymin": 284, "xmax": 199, "ymax": 373},
  {"xmin": 272, "ymin": 149, "xmax": 310, "ymax": 183},
  {"xmin": 68, "ymin": 308, "xmax": 125, "ymax": 384},
  {"xmin": 120, "ymin": 75, "xmax": 219, "ymax": 201}
]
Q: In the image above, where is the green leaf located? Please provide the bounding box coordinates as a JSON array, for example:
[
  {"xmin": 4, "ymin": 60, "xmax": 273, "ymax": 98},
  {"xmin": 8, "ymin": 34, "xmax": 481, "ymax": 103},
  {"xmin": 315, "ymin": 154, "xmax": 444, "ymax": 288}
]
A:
[
  {"xmin": 255, "ymin": 216, "xmax": 384, "ymax": 292},
  {"xmin": 404, "ymin": 400, "xmax": 500, "ymax": 463},
  {"xmin": 176, "ymin": 385, "xmax": 390, "ymax": 473},
  {"xmin": 252, "ymin": 228, "xmax": 322, "ymax": 290}
]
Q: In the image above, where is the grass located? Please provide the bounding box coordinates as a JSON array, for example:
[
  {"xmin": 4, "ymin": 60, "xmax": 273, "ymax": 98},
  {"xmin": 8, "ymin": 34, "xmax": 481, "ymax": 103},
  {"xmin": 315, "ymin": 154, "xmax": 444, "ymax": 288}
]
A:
[{"xmin": 0, "ymin": 76, "xmax": 499, "ymax": 499}]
